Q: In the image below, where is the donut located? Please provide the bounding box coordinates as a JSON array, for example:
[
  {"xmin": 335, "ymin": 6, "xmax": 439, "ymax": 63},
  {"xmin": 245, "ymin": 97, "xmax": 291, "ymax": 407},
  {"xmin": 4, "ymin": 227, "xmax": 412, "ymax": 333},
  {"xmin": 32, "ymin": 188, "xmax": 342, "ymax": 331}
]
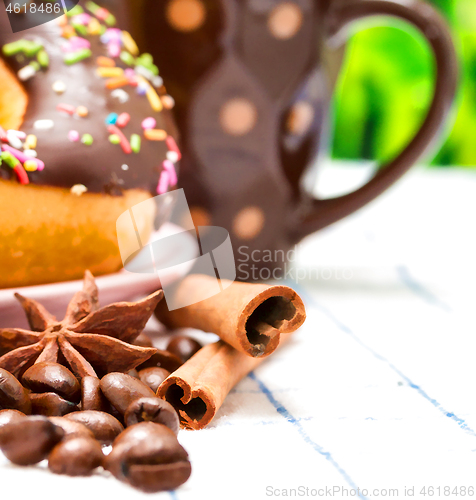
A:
[{"xmin": 0, "ymin": 1, "xmax": 180, "ymax": 288}]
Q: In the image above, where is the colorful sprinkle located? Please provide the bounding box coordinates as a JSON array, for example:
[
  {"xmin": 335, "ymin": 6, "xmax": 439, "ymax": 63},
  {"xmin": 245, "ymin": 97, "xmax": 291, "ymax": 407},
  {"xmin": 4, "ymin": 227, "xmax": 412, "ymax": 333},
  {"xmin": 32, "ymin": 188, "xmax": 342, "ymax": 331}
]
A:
[
  {"xmin": 23, "ymin": 40, "xmax": 43, "ymax": 57},
  {"xmin": 105, "ymin": 113, "xmax": 118, "ymax": 125},
  {"xmin": 96, "ymin": 7, "xmax": 111, "ymax": 21},
  {"xmin": 0, "ymin": 150, "xmax": 19, "ymax": 168},
  {"xmin": 162, "ymin": 95, "xmax": 175, "ymax": 110},
  {"xmin": 105, "ymin": 14, "xmax": 116, "ymax": 26},
  {"xmin": 96, "ymin": 8, "xmax": 116, "ymax": 25},
  {"xmin": 25, "ymin": 135, "xmax": 37, "ymax": 149},
  {"xmin": 163, "ymin": 159, "xmax": 178, "ymax": 186},
  {"xmin": 141, "ymin": 117, "xmax": 156, "ymax": 130},
  {"xmin": 146, "ymin": 86, "xmax": 163, "ymax": 112},
  {"xmin": 63, "ymin": 36, "xmax": 91, "ymax": 52},
  {"xmin": 116, "ymin": 113, "xmax": 130, "ymax": 128},
  {"xmin": 105, "ymin": 76, "xmax": 129, "ymax": 89},
  {"xmin": 107, "ymin": 42, "xmax": 121, "ymax": 58},
  {"xmin": 18, "ymin": 65, "xmax": 36, "ymax": 81},
  {"xmin": 109, "ymin": 134, "xmax": 120, "ymax": 144},
  {"xmin": 67, "ymin": 5, "xmax": 84, "ymax": 16},
  {"xmin": 166, "ymin": 151, "xmax": 179, "ymax": 163},
  {"xmin": 152, "ymin": 76, "xmax": 164, "ymax": 89},
  {"xmin": 57, "ymin": 103, "xmax": 76, "ymax": 115},
  {"xmin": 96, "ymin": 56, "xmax": 115, "ymax": 67},
  {"xmin": 88, "ymin": 18, "xmax": 102, "ymax": 35},
  {"xmin": 81, "ymin": 134, "xmax": 94, "ymax": 146},
  {"xmin": 76, "ymin": 106, "xmax": 89, "ymax": 118},
  {"xmin": 130, "ymin": 134, "xmax": 141, "ymax": 153},
  {"xmin": 6, "ymin": 132, "xmax": 23, "ymax": 150},
  {"xmin": 7, "ymin": 130, "xmax": 26, "ymax": 140},
  {"xmin": 71, "ymin": 23, "xmax": 89, "ymax": 36},
  {"xmin": 121, "ymin": 164, "xmax": 129, "ymax": 171},
  {"xmin": 24, "ymin": 149, "xmax": 37, "ymax": 158},
  {"xmin": 136, "ymin": 84, "xmax": 148, "ymax": 96},
  {"xmin": 96, "ymin": 67, "xmax": 124, "ymax": 78},
  {"xmin": 0, "ymin": 126, "xmax": 7, "ymax": 142},
  {"xmin": 37, "ymin": 49, "xmax": 49, "ymax": 68},
  {"xmin": 107, "ymin": 125, "xmax": 131, "ymax": 154},
  {"xmin": 124, "ymin": 68, "xmax": 136, "ymax": 79},
  {"xmin": 157, "ymin": 171, "xmax": 169, "ymax": 195},
  {"xmin": 122, "ymin": 31, "xmax": 139, "ymax": 56},
  {"xmin": 71, "ymin": 13, "xmax": 91, "ymax": 25},
  {"xmin": 62, "ymin": 25, "xmax": 76, "ymax": 39},
  {"xmin": 110, "ymin": 89, "xmax": 129, "ymax": 103},
  {"xmin": 144, "ymin": 129, "xmax": 167, "ymax": 141},
  {"xmin": 106, "ymin": 28, "xmax": 122, "ymax": 41},
  {"xmin": 85, "ymin": 1, "xmax": 100, "ymax": 14},
  {"xmin": 120, "ymin": 51, "xmax": 135, "ymax": 67},
  {"xmin": 14, "ymin": 164, "xmax": 29, "ymax": 185},
  {"xmin": 52, "ymin": 80, "xmax": 66, "ymax": 94},
  {"xmin": 24, "ymin": 160, "xmax": 38, "ymax": 172},
  {"xmin": 71, "ymin": 184, "xmax": 88, "ymax": 196},
  {"xmin": 136, "ymin": 53, "xmax": 158, "ymax": 76},
  {"xmin": 68, "ymin": 130, "xmax": 80, "ymax": 142},
  {"xmin": 166, "ymin": 136, "xmax": 182, "ymax": 161},
  {"xmin": 64, "ymin": 48, "xmax": 92, "ymax": 65},
  {"xmin": 128, "ymin": 77, "xmax": 139, "ymax": 88},
  {"xmin": 2, "ymin": 40, "xmax": 27, "ymax": 56}
]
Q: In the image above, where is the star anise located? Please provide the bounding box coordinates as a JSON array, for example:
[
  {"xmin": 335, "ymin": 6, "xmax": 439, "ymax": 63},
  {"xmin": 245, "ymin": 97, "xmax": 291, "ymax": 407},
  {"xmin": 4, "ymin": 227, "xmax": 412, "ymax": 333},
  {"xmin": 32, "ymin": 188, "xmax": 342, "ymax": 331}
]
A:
[{"xmin": 0, "ymin": 271, "xmax": 163, "ymax": 379}]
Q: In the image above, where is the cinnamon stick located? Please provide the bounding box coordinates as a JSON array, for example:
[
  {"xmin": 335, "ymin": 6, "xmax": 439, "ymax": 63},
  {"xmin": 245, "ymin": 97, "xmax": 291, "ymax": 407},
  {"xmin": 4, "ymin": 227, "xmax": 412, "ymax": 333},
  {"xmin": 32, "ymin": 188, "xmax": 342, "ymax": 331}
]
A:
[
  {"xmin": 157, "ymin": 340, "xmax": 270, "ymax": 430},
  {"xmin": 156, "ymin": 274, "xmax": 305, "ymax": 358}
]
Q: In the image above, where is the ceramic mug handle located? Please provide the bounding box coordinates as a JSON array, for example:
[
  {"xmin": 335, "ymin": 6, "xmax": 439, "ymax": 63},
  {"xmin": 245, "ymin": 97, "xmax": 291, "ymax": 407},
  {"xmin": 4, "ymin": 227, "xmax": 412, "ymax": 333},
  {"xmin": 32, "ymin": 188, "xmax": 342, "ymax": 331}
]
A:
[{"xmin": 293, "ymin": 0, "xmax": 458, "ymax": 239}]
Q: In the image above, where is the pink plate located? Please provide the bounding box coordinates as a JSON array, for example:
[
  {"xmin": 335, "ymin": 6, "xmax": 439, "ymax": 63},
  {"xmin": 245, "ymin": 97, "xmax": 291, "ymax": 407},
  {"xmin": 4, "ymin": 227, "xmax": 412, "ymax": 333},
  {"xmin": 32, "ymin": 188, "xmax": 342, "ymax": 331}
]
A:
[{"xmin": 0, "ymin": 223, "xmax": 196, "ymax": 329}]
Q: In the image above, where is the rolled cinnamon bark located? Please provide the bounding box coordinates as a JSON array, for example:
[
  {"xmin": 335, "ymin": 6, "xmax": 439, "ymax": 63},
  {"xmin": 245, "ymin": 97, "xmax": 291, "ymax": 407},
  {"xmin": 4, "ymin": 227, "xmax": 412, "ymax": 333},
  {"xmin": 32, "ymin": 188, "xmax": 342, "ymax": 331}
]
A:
[
  {"xmin": 156, "ymin": 275, "xmax": 305, "ymax": 358},
  {"xmin": 157, "ymin": 341, "xmax": 265, "ymax": 430}
]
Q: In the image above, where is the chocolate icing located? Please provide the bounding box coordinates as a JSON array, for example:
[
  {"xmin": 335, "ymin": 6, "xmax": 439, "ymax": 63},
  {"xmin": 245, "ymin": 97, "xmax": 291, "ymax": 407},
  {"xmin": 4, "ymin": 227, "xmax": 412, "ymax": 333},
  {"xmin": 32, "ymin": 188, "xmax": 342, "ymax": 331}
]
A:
[{"xmin": 0, "ymin": 0, "xmax": 178, "ymax": 195}]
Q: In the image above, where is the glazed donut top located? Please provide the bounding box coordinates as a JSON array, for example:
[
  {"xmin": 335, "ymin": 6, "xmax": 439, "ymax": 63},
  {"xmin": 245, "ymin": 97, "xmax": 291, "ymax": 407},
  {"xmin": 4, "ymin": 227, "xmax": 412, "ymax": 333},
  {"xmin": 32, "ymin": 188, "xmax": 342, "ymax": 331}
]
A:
[{"xmin": 0, "ymin": 1, "xmax": 180, "ymax": 196}]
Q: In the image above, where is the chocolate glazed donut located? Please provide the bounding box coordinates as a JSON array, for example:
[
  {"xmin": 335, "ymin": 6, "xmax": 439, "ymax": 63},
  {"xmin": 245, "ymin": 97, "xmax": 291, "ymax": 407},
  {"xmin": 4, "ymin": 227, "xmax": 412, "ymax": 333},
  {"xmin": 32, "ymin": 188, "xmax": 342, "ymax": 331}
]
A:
[{"xmin": 0, "ymin": 1, "xmax": 180, "ymax": 288}]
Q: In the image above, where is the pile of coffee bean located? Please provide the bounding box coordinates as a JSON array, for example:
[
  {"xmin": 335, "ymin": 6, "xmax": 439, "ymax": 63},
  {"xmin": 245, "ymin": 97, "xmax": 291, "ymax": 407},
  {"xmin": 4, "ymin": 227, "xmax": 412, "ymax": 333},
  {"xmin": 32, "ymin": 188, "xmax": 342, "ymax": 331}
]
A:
[{"xmin": 0, "ymin": 334, "xmax": 202, "ymax": 493}]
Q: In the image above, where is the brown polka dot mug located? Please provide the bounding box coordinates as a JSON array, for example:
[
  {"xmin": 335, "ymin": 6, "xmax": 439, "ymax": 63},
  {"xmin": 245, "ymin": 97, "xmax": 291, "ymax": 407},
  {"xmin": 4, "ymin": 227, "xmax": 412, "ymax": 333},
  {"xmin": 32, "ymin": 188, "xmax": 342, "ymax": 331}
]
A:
[{"xmin": 138, "ymin": 0, "xmax": 457, "ymax": 278}]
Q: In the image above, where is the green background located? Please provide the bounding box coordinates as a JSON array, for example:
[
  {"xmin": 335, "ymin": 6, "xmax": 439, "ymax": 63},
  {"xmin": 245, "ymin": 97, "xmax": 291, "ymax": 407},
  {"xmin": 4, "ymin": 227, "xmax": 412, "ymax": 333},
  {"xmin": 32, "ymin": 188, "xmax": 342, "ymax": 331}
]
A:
[{"xmin": 331, "ymin": 0, "xmax": 476, "ymax": 167}]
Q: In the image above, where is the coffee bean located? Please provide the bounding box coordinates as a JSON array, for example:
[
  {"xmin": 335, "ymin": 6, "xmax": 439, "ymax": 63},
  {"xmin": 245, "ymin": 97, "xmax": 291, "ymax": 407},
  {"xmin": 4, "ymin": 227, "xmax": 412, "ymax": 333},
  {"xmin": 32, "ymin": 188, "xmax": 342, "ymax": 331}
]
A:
[
  {"xmin": 0, "ymin": 368, "xmax": 31, "ymax": 414},
  {"xmin": 136, "ymin": 349, "xmax": 183, "ymax": 373},
  {"xmin": 0, "ymin": 409, "xmax": 26, "ymax": 428},
  {"xmin": 128, "ymin": 369, "xmax": 140, "ymax": 379},
  {"xmin": 48, "ymin": 417, "xmax": 95, "ymax": 440},
  {"xmin": 65, "ymin": 410, "xmax": 124, "ymax": 445},
  {"xmin": 124, "ymin": 397, "xmax": 180, "ymax": 434},
  {"xmin": 138, "ymin": 367, "xmax": 170, "ymax": 393},
  {"xmin": 167, "ymin": 336, "xmax": 202, "ymax": 362},
  {"xmin": 23, "ymin": 363, "xmax": 80, "ymax": 403},
  {"xmin": 100, "ymin": 373, "xmax": 156, "ymax": 415},
  {"xmin": 104, "ymin": 422, "xmax": 191, "ymax": 492},
  {"xmin": 0, "ymin": 409, "xmax": 27, "ymax": 441},
  {"xmin": 81, "ymin": 376, "xmax": 124, "ymax": 423},
  {"xmin": 0, "ymin": 416, "xmax": 64, "ymax": 465},
  {"xmin": 30, "ymin": 392, "xmax": 78, "ymax": 416},
  {"xmin": 127, "ymin": 462, "xmax": 192, "ymax": 493},
  {"xmin": 134, "ymin": 332, "xmax": 154, "ymax": 347},
  {"xmin": 81, "ymin": 376, "xmax": 108, "ymax": 412},
  {"xmin": 48, "ymin": 436, "xmax": 103, "ymax": 476}
]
